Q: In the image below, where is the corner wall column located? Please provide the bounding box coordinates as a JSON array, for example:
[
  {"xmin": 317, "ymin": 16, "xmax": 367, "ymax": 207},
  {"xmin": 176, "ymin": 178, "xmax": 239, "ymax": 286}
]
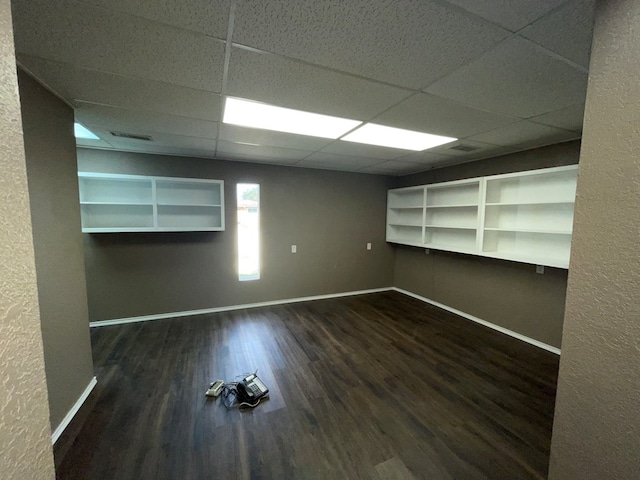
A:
[{"xmin": 549, "ymin": 1, "xmax": 640, "ymax": 478}]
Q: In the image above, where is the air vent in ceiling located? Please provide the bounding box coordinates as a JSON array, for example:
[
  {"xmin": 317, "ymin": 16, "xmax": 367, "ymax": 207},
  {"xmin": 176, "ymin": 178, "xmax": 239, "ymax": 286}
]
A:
[
  {"xmin": 110, "ymin": 131, "xmax": 153, "ymax": 141},
  {"xmin": 448, "ymin": 144, "xmax": 478, "ymax": 152}
]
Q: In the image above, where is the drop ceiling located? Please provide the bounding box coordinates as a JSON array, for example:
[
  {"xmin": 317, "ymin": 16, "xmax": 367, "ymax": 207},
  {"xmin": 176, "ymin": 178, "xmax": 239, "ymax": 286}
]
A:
[{"xmin": 10, "ymin": 0, "xmax": 594, "ymax": 176}]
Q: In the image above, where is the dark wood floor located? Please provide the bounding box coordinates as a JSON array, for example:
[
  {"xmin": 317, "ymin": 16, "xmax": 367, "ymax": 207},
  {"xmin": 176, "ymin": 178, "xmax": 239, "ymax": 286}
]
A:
[{"xmin": 55, "ymin": 291, "xmax": 559, "ymax": 480}]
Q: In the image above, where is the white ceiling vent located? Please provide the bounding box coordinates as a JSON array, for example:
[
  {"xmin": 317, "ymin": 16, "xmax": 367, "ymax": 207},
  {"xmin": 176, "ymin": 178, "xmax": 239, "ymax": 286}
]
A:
[
  {"xmin": 448, "ymin": 144, "xmax": 479, "ymax": 152},
  {"xmin": 110, "ymin": 131, "xmax": 153, "ymax": 141}
]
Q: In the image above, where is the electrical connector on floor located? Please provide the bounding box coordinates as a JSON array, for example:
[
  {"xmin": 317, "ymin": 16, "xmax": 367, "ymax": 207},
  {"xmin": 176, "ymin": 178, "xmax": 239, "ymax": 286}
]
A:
[{"xmin": 205, "ymin": 380, "xmax": 225, "ymax": 397}]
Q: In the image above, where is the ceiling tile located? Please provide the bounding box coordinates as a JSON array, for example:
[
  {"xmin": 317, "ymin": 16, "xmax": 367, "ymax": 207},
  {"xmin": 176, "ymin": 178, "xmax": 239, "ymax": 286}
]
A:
[
  {"xmin": 153, "ymin": 147, "xmax": 219, "ymax": 159},
  {"xmin": 467, "ymin": 120, "xmax": 578, "ymax": 147},
  {"xmin": 320, "ymin": 140, "xmax": 410, "ymax": 160},
  {"xmin": 393, "ymin": 150, "xmax": 457, "ymax": 165},
  {"xmin": 75, "ymin": 137, "xmax": 113, "ymax": 149},
  {"xmin": 509, "ymin": 135, "xmax": 579, "ymax": 151},
  {"xmin": 519, "ymin": 0, "xmax": 595, "ymax": 68},
  {"xmin": 233, "ymin": 0, "xmax": 508, "ymax": 89},
  {"xmin": 75, "ymin": 103, "xmax": 218, "ymax": 139},
  {"xmin": 297, "ymin": 152, "xmax": 385, "ymax": 172},
  {"xmin": 160, "ymin": 147, "xmax": 218, "ymax": 159},
  {"xmin": 93, "ymin": 129, "xmax": 218, "ymax": 151},
  {"xmin": 361, "ymin": 160, "xmax": 429, "ymax": 176},
  {"xmin": 374, "ymin": 92, "xmax": 517, "ymax": 138},
  {"xmin": 427, "ymin": 156, "xmax": 476, "ymax": 169},
  {"xmin": 219, "ymin": 124, "xmax": 333, "ymax": 151},
  {"xmin": 90, "ymin": 143, "xmax": 219, "ymax": 160},
  {"xmin": 425, "ymin": 36, "xmax": 589, "ymax": 118},
  {"xmin": 529, "ymin": 104, "xmax": 585, "ymax": 132},
  {"xmin": 149, "ymin": 134, "xmax": 217, "ymax": 151},
  {"xmin": 442, "ymin": 0, "xmax": 567, "ymax": 31},
  {"xmin": 12, "ymin": 0, "xmax": 589, "ymax": 173},
  {"xmin": 19, "ymin": 55, "xmax": 221, "ymax": 121},
  {"xmin": 216, "ymin": 141, "xmax": 311, "ymax": 165},
  {"xmin": 80, "ymin": 0, "xmax": 232, "ymax": 38},
  {"xmin": 11, "ymin": 0, "xmax": 224, "ymax": 91},
  {"xmin": 226, "ymin": 47, "xmax": 411, "ymax": 119},
  {"xmin": 460, "ymin": 147, "xmax": 522, "ymax": 162}
]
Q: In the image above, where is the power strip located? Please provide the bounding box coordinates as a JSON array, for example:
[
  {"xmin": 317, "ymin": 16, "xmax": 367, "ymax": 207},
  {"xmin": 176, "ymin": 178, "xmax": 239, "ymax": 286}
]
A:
[{"xmin": 205, "ymin": 379, "xmax": 224, "ymax": 397}]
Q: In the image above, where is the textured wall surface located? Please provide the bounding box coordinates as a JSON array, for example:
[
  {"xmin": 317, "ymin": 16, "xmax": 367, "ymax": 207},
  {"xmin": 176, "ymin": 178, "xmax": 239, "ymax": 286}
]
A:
[
  {"xmin": 0, "ymin": 1, "xmax": 56, "ymax": 478},
  {"xmin": 19, "ymin": 70, "xmax": 95, "ymax": 431},
  {"xmin": 549, "ymin": 1, "xmax": 640, "ymax": 478},
  {"xmin": 392, "ymin": 141, "xmax": 580, "ymax": 348},
  {"xmin": 78, "ymin": 149, "xmax": 395, "ymax": 321}
]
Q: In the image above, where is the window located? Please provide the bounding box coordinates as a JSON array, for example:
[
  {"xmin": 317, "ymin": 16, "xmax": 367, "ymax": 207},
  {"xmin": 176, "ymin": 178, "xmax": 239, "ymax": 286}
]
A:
[{"xmin": 237, "ymin": 183, "xmax": 260, "ymax": 281}]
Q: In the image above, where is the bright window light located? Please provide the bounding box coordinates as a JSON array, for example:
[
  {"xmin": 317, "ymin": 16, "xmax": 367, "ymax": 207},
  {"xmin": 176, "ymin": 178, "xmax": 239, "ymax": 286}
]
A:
[
  {"xmin": 237, "ymin": 183, "xmax": 260, "ymax": 282},
  {"xmin": 223, "ymin": 97, "xmax": 362, "ymax": 139},
  {"xmin": 74, "ymin": 123, "xmax": 99, "ymax": 140},
  {"xmin": 341, "ymin": 123, "xmax": 457, "ymax": 151}
]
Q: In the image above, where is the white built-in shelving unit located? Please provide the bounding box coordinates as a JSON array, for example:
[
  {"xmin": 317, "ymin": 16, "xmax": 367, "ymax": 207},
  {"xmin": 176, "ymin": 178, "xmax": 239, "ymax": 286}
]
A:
[
  {"xmin": 386, "ymin": 165, "xmax": 578, "ymax": 268},
  {"xmin": 78, "ymin": 172, "xmax": 224, "ymax": 233},
  {"xmin": 387, "ymin": 186, "xmax": 425, "ymax": 247},
  {"xmin": 424, "ymin": 178, "xmax": 482, "ymax": 255}
]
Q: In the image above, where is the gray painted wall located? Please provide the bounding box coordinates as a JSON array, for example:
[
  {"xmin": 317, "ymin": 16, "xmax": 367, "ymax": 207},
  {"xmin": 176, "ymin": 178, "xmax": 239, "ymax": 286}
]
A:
[
  {"xmin": 78, "ymin": 148, "xmax": 395, "ymax": 321},
  {"xmin": 391, "ymin": 141, "xmax": 581, "ymax": 348},
  {"xmin": 0, "ymin": 2, "xmax": 55, "ymax": 477},
  {"xmin": 19, "ymin": 71, "xmax": 95, "ymax": 432},
  {"xmin": 79, "ymin": 141, "xmax": 580, "ymax": 349},
  {"xmin": 549, "ymin": 1, "xmax": 640, "ymax": 478}
]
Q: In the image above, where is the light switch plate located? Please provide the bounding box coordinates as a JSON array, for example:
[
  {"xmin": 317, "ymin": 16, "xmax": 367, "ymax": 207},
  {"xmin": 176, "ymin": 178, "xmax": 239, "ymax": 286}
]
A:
[{"xmin": 291, "ymin": 245, "xmax": 297, "ymax": 253}]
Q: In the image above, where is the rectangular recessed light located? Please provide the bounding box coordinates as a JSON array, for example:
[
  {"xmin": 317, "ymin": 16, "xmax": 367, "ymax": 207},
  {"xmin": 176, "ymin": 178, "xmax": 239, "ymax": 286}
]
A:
[
  {"xmin": 74, "ymin": 123, "xmax": 99, "ymax": 140},
  {"xmin": 341, "ymin": 123, "xmax": 457, "ymax": 151},
  {"xmin": 223, "ymin": 97, "xmax": 362, "ymax": 139}
]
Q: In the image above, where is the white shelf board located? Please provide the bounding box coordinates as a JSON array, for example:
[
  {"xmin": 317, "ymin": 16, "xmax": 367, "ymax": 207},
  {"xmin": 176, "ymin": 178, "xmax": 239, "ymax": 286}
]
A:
[
  {"xmin": 78, "ymin": 172, "xmax": 145, "ymax": 179},
  {"xmin": 388, "ymin": 205, "xmax": 424, "ymax": 210},
  {"xmin": 423, "ymin": 243, "xmax": 477, "ymax": 255},
  {"xmin": 425, "ymin": 203, "xmax": 478, "ymax": 208},
  {"xmin": 389, "ymin": 222, "xmax": 423, "ymax": 227},
  {"xmin": 82, "ymin": 227, "xmax": 157, "ymax": 233},
  {"xmin": 485, "ymin": 201, "xmax": 574, "ymax": 207},
  {"xmin": 426, "ymin": 225, "xmax": 477, "ymax": 230},
  {"xmin": 84, "ymin": 227, "xmax": 224, "ymax": 233},
  {"xmin": 156, "ymin": 227, "xmax": 223, "ymax": 232},
  {"xmin": 387, "ymin": 239, "xmax": 424, "ymax": 247},
  {"xmin": 81, "ymin": 201, "xmax": 154, "ymax": 206},
  {"xmin": 157, "ymin": 203, "xmax": 222, "ymax": 207},
  {"xmin": 484, "ymin": 227, "xmax": 572, "ymax": 235},
  {"xmin": 482, "ymin": 250, "xmax": 570, "ymax": 269}
]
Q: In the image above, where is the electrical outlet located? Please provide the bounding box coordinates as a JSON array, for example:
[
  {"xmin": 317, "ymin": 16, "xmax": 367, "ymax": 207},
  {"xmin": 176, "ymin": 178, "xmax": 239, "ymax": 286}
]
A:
[
  {"xmin": 536, "ymin": 265, "xmax": 544, "ymax": 274},
  {"xmin": 425, "ymin": 248, "xmax": 430, "ymax": 255},
  {"xmin": 291, "ymin": 245, "xmax": 297, "ymax": 253},
  {"xmin": 366, "ymin": 243, "xmax": 372, "ymax": 250}
]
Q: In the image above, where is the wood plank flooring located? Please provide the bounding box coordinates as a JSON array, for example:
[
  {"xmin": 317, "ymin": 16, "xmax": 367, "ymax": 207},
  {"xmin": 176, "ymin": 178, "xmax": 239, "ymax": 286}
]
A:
[{"xmin": 55, "ymin": 291, "xmax": 559, "ymax": 480}]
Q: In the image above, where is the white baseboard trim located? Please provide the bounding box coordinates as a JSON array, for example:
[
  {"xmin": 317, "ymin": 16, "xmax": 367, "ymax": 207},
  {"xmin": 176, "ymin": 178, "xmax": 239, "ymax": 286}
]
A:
[
  {"xmin": 392, "ymin": 287, "xmax": 561, "ymax": 355},
  {"xmin": 89, "ymin": 286, "xmax": 560, "ymax": 355},
  {"xmin": 89, "ymin": 287, "xmax": 394, "ymax": 327},
  {"xmin": 52, "ymin": 376, "xmax": 97, "ymax": 444}
]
